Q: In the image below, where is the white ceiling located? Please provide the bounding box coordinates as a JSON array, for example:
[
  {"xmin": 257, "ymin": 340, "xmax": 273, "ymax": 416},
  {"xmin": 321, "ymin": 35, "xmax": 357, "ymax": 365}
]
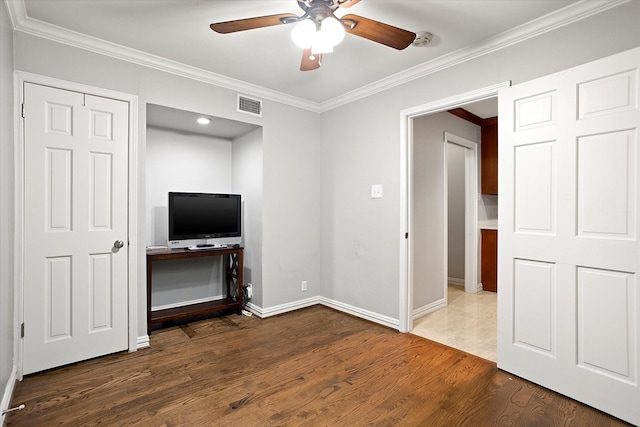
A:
[
  {"xmin": 13, "ymin": 0, "xmax": 609, "ymax": 109},
  {"xmin": 147, "ymin": 104, "xmax": 260, "ymax": 139}
]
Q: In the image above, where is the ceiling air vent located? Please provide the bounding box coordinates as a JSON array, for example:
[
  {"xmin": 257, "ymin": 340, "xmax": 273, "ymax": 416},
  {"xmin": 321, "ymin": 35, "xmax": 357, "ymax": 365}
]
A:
[{"xmin": 237, "ymin": 95, "xmax": 262, "ymax": 117}]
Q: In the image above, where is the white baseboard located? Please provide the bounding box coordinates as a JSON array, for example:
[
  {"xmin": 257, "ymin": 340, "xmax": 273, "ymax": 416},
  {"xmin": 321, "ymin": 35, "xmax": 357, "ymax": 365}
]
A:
[
  {"xmin": 1, "ymin": 366, "xmax": 18, "ymax": 424},
  {"xmin": 151, "ymin": 295, "xmax": 224, "ymax": 312},
  {"xmin": 248, "ymin": 297, "xmax": 399, "ymax": 330},
  {"xmin": 151, "ymin": 295, "xmax": 434, "ymax": 333},
  {"xmin": 413, "ymin": 298, "xmax": 446, "ymax": 320},
  {"xmin": 244, "ymin": 302, "xmax": 264, "ymax": 317},
  {"xmin": 449, "ymin": 278, "xmax": 484, "ymax": 293},
  {"xmin": 136, "ymin": 335, "xmax": 150, "ymax": 349},
  {"xmin": 448, "ymin": 277, "xmax": 465, "ymax": 287},
  {"xmin": 257, "ymin": 296, "xmax": 321, "ymax": 318},
  {"xmin": 319, "ymin": 297, "xmax": 399, "ymax": 329}
]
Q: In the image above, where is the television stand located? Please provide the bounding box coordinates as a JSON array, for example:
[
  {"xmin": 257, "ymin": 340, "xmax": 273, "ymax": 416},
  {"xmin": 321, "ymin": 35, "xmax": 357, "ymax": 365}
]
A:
[{"xmin": 146, "ymin": 246, "xmax": 243, "ymax": 334}]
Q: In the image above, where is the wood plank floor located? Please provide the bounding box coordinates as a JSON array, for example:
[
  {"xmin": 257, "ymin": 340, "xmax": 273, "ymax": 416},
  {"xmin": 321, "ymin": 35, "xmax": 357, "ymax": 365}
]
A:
[{"xmin": 7, "ymin": 306, "xmax": 630, "ymax": 426}]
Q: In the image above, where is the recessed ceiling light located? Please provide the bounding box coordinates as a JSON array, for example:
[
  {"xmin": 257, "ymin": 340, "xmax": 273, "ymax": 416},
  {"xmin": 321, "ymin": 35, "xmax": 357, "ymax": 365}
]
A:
[{"xmin": 197, "ymin": 117, "xmax": 211, "ymax": 125}]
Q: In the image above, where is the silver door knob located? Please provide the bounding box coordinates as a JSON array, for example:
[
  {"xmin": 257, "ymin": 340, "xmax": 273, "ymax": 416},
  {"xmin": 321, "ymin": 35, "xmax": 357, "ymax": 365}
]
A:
[{"xmin": 114, "ymin": 240, "xmax": 125, "ymax": 249}]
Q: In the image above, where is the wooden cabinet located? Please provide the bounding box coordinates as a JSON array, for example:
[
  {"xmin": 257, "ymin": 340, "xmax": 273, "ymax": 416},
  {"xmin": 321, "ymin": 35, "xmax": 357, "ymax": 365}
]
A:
[
  {"xmin": 481, "ymin": 229, "xmax": 497, "ymax": 292},
  {"xmin": 146, "ymin": 247, "xmax": 243, "ymax": 333},
  {"xmin": 481, "ymin": 117, "xmax": 498, "ymax": 195}
]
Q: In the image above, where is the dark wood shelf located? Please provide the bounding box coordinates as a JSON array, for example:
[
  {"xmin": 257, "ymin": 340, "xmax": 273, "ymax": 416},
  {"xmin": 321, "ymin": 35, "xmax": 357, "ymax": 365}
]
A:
[
  {"xmin": 147, "ymin": 247, "xmax": 243, "ymax": 334},
  {"xmin": 151, "ymin": 298, "xmax": 239, "ymax": 323}
]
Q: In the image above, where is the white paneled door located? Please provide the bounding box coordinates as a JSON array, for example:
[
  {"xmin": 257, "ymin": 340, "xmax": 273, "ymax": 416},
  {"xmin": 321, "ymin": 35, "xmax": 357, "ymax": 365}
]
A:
[
  {"xmin": 22, "ymin": 83, "xmax": 129, "ymax": 375},
  {"xmin": 498, "ymin": 47, "xmax": 640, "ymax": 424}
]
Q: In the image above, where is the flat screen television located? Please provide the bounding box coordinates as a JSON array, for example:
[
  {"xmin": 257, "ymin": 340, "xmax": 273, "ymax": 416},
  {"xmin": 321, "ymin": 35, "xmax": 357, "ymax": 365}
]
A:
[{"xmin": 168, "ymin": 192, "xmax": 241, "ymax": 245}]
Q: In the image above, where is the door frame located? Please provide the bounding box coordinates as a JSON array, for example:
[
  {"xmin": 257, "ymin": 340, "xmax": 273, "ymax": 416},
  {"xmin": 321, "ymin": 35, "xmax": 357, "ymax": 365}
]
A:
[
  {"xmin": 444, "ymin": 132, "xmax": 479, "ymax": 295},
  {"xmin": 13, "ymin": 72, "xmax": 139, "ymax": 378},
  {"xmin": 399, "ymin": 81, "xmax": 510, "ymax": 333}
]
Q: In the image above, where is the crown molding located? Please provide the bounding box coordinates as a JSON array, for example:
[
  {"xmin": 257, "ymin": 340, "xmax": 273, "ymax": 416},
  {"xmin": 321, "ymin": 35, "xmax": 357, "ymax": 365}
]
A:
[
  {"xmin": 6, "ymin": 0, "xmax": 628, "ymax": 114},
  {"xmin": 4, "ymin": 0, "xmax": 322, "ymax": 113},
  {"xmin": 318, "ymin": 0, "xmax": 630, "ymax": 112}
]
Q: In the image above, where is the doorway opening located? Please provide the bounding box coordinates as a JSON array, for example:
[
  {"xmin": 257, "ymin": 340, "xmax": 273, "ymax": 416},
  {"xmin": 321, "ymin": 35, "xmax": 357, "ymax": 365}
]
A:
[
  {"xmin": 15, "ymin": 72, "xmax": 140, "ymax": 377},
  {"xmin": 445, "ymin": 132, "xmax": 478, "ymax": 295},
  {"xmin": 399, "ymin": 82, "xmax": 508, "ymax": 359}
]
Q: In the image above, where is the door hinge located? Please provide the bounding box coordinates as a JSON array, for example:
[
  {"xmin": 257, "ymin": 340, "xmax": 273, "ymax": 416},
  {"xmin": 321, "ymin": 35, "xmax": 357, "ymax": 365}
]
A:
[
  {"xmin": 20, "ymin": 323, "xmax": 24, "ymax": 338},
  {"xmin": 21, "ymin": 104, "xmax": 25, "ymax": 118},
  {"xmin": 405, "ymin": 232, "xmax": 409, "ymax": 239}
]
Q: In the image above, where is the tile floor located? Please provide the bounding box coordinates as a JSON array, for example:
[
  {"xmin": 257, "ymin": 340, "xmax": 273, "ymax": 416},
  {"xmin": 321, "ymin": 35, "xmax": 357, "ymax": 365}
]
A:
[{"xmin": 411, "ymin": 285, "xmax": 497, "ymax": 362}]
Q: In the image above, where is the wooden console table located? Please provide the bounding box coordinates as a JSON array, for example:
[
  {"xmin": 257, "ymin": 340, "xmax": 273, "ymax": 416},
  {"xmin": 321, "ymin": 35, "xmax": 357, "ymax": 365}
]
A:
[{"xmin": 146, "ymin": 247, "xmax": 243, "ymax": 334}]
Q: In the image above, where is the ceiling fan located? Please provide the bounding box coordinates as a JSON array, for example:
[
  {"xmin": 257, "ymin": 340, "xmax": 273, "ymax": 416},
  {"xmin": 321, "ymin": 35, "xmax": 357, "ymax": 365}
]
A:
[{"xmin": 210, "ymin": 0, "xmax": 416, "ymax": 71}]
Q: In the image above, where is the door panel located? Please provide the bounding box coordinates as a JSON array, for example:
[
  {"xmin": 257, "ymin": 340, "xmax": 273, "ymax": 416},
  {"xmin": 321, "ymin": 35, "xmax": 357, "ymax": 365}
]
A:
[
  {"xmin": 577, "ymin": 130, "xmax": 636, "ymax": 238},
  {"xmin": 498, "ymin": 47, "xmax": 640, "ymax": 424},
  {"xmin": 23, "ymin": 83, "xmax": 129, "ymax": 375},
  {"xmin": 577, "ymin": 267, "xmax": 635, "ymax": 381},
  {"xmin": 513, "ymin": 259, "xmax": 555, "ymax": 355},
  {"xmin": 514, "ymin": 142, "xmax": 555, "ymax": 234}
]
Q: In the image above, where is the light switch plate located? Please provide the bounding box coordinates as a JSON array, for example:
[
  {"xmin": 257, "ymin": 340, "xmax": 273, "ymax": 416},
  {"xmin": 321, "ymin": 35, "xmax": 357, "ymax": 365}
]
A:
[{"xmin": 371, "ymin": 184, "xmax": 383, "ymax": 199}]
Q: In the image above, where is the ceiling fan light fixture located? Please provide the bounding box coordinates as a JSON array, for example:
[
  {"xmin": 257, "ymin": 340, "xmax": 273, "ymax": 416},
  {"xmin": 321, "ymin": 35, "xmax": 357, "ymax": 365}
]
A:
[
  {"xmin": 320, "ymin": 16, "xmax": 345, "ymax": 46},
  {"xmin": 311, "ymin": 36, "xmax": 334, "ymax": 55},
  {"xmin": 291, "ymin": 18, "xmax": 315, "ymax": 48},
  {"xmin": 292, "ymin": 14, "xmax": 345, "ymax": 52}
]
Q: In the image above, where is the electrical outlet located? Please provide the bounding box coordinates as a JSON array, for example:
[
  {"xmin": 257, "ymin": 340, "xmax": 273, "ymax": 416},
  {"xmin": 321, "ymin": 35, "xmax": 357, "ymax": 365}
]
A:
[
  {"xmin": 301, "ymin": 280, "xmax": 307, "ymax": 292},
  {"xmin": 245, "ymin": 283, "xmax": 253, "ymax": 299}
]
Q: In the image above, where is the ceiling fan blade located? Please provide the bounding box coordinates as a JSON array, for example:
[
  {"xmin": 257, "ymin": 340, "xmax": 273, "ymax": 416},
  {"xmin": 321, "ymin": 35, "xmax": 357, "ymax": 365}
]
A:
[
  {"xmin": 337, "ymin": 0, "xmax": 362, "ymax": 7},
  {"xmin": 210, "ymin": 13, "xmax": 298, "ymax": 34},
  {"xmin": 341, "ymin": 14, "xmax": 416, "ymax": 50},
  {"xmin": 300, "ymin": 48, "xmax": 321, "ymax": 71}
]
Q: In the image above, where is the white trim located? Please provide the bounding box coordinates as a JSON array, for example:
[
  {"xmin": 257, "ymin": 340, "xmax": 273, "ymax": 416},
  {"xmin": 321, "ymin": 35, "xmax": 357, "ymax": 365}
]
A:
[
  {"xmin": 0, "ymin": 367, "xmax": 18, "ymax": 425},
  {"xmin": 136, "ymin": 335, "xmax": 150, "ymax": 349},
  {"xmin": 259, "ymin": 297, "xmax": 321, "ymax": 318},
  {"xmin": 445, "ymin": 132, "xmax": 479, "ymax": 295},
  {"xmin": 399, "ymin": 112, "xmax": 412, "ymax": 333},
  {"xmin": 4, "ymin": 0, "xmax": 627, "ymax": 112},
  {"xmin": 13, "ymin": 70, "xmax": 25, "ymax": 380},
  {"xmin": 319, "ymin": 297, "xmax": 399, "ymax": 329},
  {"xmin": 319, "ymin": 0, "xmax": 628, "ymax": 111},
  {"xmin": 245, "ymin": 298, "xmax": 399, "ymax": 329},
  {"xmin": 151, "ymin": 295, "xmax": 225, "ymax": 312},
  {"xmin": 448, "ymin": 277, "xmax": 465, "ymax": 287},
  {"xmin": 5, "ymin": 1, "xmax": 319, "ymax": 113},
  {"xmin": 244, "ymin": 302, "xmax": 264, "ymax": 318},
  {"xmin": 14, "ymin": 71, "xmax": 140, "ymax": 374},
  {"xmin": 399, "ymin": 81, "xmax": 511, "ymax": 334},
  {"xmin": 413, "ymin": 298, "xmax": 447, "ymax": 321},
  {"xmin": 126, "ymin": 87, "xmax": 139, "ymax": 353}
]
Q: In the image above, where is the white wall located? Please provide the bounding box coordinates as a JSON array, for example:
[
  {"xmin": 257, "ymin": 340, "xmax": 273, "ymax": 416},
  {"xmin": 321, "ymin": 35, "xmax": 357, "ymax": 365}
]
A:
[
  {"xmin": 6, "ymin": 1, "xmax": 639, "ymax": 347},
  {"xmin": 320, "ymin": 1, "xmax": 640, "ymax": 321},
  {"xmin": 261, "ymin": 101, "xmax": 321, "ymax": 308},
  {"xmin": 0, "ymin": 0, "xmax": 15, "ymax": 411},
  {"xmin": 232, "ymin": 128, "xmax": 264, "ymax": 308},
  {"xmin": 145, "ymin": 126, "xmax": 235, "ymax": 309},
  {"xmin": 447, "ymin": 142, "xmax": 466, "ymax": 282},
  {"xmin": 145, "ymin": 126, "xmax": 233, "ymax": 246},
  {"xmin": 411, "ymin": 113, "xmax": 480, "ymax": 310},
  {"xmin": 13, "ymin": 31, "xmax": 322, "ymax": 337},
  {"xmin": 479, "ymin": 195, "xmax": 498, "ymax": 229}
]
